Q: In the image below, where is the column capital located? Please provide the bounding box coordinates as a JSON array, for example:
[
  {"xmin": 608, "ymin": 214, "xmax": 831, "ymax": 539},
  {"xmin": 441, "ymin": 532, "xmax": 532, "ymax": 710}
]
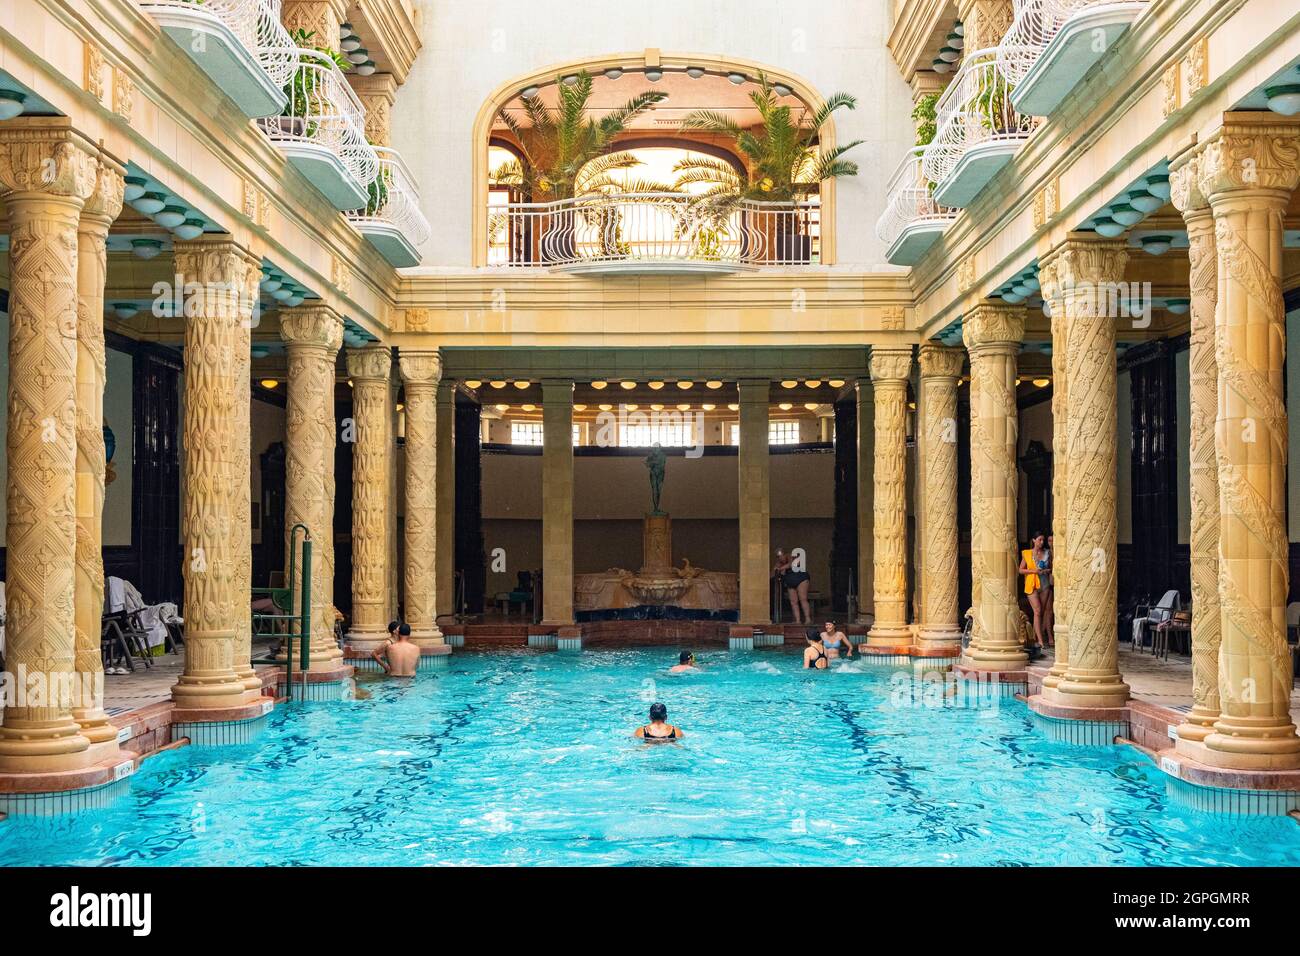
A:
[
  {"xmin": 349, "ymin": 73, "xmax": 398, "ymax": 147},
  {"xmin": 1197, "ymin": 113, "xmax": 1300, "ymax": 200},
  {"xmin": 961, "ymin": 302, "xmax": 1024, "ymax": 352},
  {"xmin": 281, "ymin": 0, "xmax": 350, "ymax": 52},
  {"xmin": 918, "ymin": 343, "xmax": 964, "ymax": 380},
  {"xmin": 80, "ymin": 155, "xmax": 125, "ymax": 228},
  {"xmin": 1169, "ymin": 140, "xmax": 1210, "ymax": 216},
  {"xmin": 869, "ymin": 346, "xmax": 913, "ymax": 384},
  {"xmin": 398, "ymin": 348, "xmax": 443, "ymax": 386},
  {"xmin": 173, "ymin": 235, "xmax": 261, "ymax": 296},
  {"xmin": 280, "ymin": 305, "xmax": 344, "ymax": 351},
  {"xmin": 0, "ymin": 119, "xmax": 98, "ymax": 202},
  {"xmin": 346, "ymin": 345, "xmax": 392, "ymax": 383},
  {"xmin": 1039, "ymin": 233, "xmax": 1130, "ymax": 291}
]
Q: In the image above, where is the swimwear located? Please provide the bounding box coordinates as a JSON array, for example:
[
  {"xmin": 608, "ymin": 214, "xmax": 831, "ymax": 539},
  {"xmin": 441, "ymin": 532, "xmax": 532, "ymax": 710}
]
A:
[{"xmin": 642, "ymin": 724, "xmax": 680, "ymax": 740}]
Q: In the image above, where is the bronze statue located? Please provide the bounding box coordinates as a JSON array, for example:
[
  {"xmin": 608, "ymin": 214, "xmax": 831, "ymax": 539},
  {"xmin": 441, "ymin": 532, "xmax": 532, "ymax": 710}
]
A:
[{"xmin": 645, "ymin": 443, "xmax": 666, "ymax": 515}]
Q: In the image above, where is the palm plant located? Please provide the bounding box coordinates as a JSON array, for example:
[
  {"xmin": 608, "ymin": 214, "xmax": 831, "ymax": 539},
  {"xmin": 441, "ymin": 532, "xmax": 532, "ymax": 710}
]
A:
[{"xmin": 672, "ymin": 73, "xmax": 863, "ymax": 214}]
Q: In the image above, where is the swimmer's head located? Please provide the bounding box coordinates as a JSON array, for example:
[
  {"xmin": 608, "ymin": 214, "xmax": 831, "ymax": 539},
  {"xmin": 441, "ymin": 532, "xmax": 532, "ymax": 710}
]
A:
[
  {"xmin": 649, "ymin": 702, "xmax": 668, "ymax": 722},
  {"xmin": 397, "ymin": 623, "xmax": 411, "ymax": 638},
  {"xmin": 823, "ymin": 620, "xmax": 835, "ymax": 632},
  {"xmin": 387, "ymin": 620, "xmax": 399, "ymax": 634},
  {"xmin": 679, "ymin": 651, "xmax": 693, "ymax": 665},
  {"xmin": 806, "ymin": 632, "xmax": 823, "ymax": 645}
]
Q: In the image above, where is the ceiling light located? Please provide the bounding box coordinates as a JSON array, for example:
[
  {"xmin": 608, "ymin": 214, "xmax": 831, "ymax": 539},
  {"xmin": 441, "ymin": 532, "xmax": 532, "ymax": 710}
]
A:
[
  {"xmin": 173, "ymin": 218, "xmax": 205, "ymax": 240},
  {"xmin": 773, "ymin": 84, "xmax": 793, "ymax": 96},
  {"xmin": 260, "ymin": 273, "xmax": 283, "ymax": 293},
  {"xmin": 1265, "ymin": 84, "xmax": 1300, "ymax": 116},
  {"xmin": 828, "ymin": 379, "xmax": 845, "ymax": 388},
  {"xmin": 625, "ymin": 404, "xmax": 639, "ymax": 411},
  {"xmin": 513, "ymin": 380, "xmax": 530, "ymax": 389},
  {"xmin": 727, "ymin": 72, "xmax": 747, "ymax": 85},
  {"xmin": 490, "ymin": 380, "xmax": 507, "ymax": 389},
  {"xmin": 123, "ymin": 176, "xmax": 147, "ymax": 202},
  {"xmin": 356, "ymin": 61, "xmax": 376, "ymax": 76},
  {"xmin": 561, "ymin": 74, "xmax": 579, "ymax": 86},
  {"xmin": 1165, "ymin": 298, "xmax": 1190, "ymax": 315},
  {"xmin": 676, "ymin": 381, "xmax": 693, "ymax": 389},
  {"xmin": 938, "ymin": 46, "xmax": 960, "ymax": 62},
  {"xmin": 804, "ymin": 403, "xmax": 819, "ymax": 411},
  {"xmin": 677, "ymin": 403, "xmax": 690, "ymax": 411},
  {"xmin": 0, "ymin": 89, "xmax": 27, "ymax": 120},
  {"xmin": 1109, "ymin": 203, "xmax": 1142, "ymax": 226},
  {"xmin": 573, "ymin": 404, "xmax": 587, "ymax": 411},
  {"xmin": 272, "ymin": 286, "xmax": 294, "ymax": 301},
  {"xmin": 953, "ymin": 21, "xmax": 964, "ymax": 36},
  {"xmin": 651, "ymin": 403, "xmax": 664, "ymax": 411},
  {"xmin": 1141, "ymin": 235, "xmax": 1173, "ymax": 256},
  {"xmin": 341, "ymin": 34, "xmax": 362, "ymax": 52},
  {"xmin": 948, "ymin": 32, "xmax": 964, "ymax": 50},
  {"xmin": 727, "ymin": 403, "xmax": 739, "ymax": 411},
  {"xmin": 260, "ymin": 379, "xmax": 279, "ymax": 389},
  {"xmin": 620, "ymin": 380, "xmax": 636, "ymax": 390},
  {"xmin": 648, "ymin": 381, "xmax": 664, "ymax": 390},
  {"xmin": 805, "ymin": 380, "xmax": 822, "ymax": 388},
  {"xmin": 604, "ymin": 69, "xmax": 624, "ymax": 80},
  {"xmin": 933, "ymin": 59, "xmax": 951, "ymax": 74},
  {"xmin": 154, "ymin": 205, "xmax": 188, "ymax": 228},
  {"xmin": 1128, "ymin": 189, "xmax": 1164, "ymax": 214},
  {"xmin": 520, "ymin": 86, "xmax": 540, "ymax": 99},
  {"xmin": 495, "ymin": 404, "xmax": 509, "ymax": 412},
  {"xmin": 781, "ymin": 380, "xmax": 798, "ymax": 389},
  {"xmin": 521, "ymin": 403, "xmax": 536, "ymax": 411},
  {"xmin": 686, "ymin": 67, "xmax": 705, "ymax": 79},
  {"xmin": 132, "ymin": 192, "xmax": 166, "ymax": 215},
  {"xmin": 702, "ymin": 403, "xmax": 715, "ymax": 411},
  {"xmin": 1093, "ymin": 217, "xmax": 1125, "ymax": 238},
  {"xmin": 598, "ymin": 403, "xmax": 612, "ymax": 411},
  {"xmin": 645, "ymin": 69, "xmax": 663, "ymax": 82},
  {"xmin": 110, "ymin": 302, "xmax": 138, "ymax": 320},
  {"xmin": 1033, "ymin": 377, "xmax": 1050, "ymax": 388},
  {"xmin": 348, "ymin": 47, "xmax": 369, "ymax": 64},
  {"xmin": 779, "ymin": 402, "xmax": 793, "ymax": 411},
  {"xmin": 130, "ymin": 238, "xmax": 163, "ymax": 259},
  {"xmin": 591, "ymin": 380, "xmax": 608, "ymax": 389},
  {"xmin": 1144, "ymin": 174, "xmax": 1171, "ymax": 201}
]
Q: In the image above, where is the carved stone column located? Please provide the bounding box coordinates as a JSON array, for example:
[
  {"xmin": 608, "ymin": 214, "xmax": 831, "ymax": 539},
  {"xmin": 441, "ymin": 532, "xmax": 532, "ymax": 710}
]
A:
[
  {"xmin": 172, "ymin": 237, "xmax": 263, "ymax": 708},
  {"xmin": 231, "ymin": 258, "xmax": 260, "ymax": 695},
  {"xmin": 435, "ymin": 380, "xmax": 456, "ymax": 619},
  {"xmin": 737, "ymin": 380, "xmax": 771, "ymax": 626},
  {"xmin": 1170, "ymin": 145, "xmax": 1222, "ymax": 745},
  {"xmin": 71, "ymin": 156, "xmax": 125, "ymax": 749},
  {"xmin": 1041, "ymin": 236, "xmax": 1130, "ymax": 708},
  {"xmin": 1037, "ymin": 257, "xmax": 1070, "ymax": 689},
  {"xmin": 349, "ymin": 73, "xmax": 397, "ymax": 147},
  {"xmin": 855, "ymin": 378, "xmax": 875, "ymax": 623},
  {"xmin": 281, "ymin": 0, "xmax": 348, "ymax": 52},
  {"xmin": 1197, "ymin": 116, "xmax": 1300, "ymax": 769},
  {"xmin": 345, "ymin": 346, "xmax": 392, "ymax": 649},
  {"xmin": 539, "ymin": 379, "xmax": 575, "ymax": 625},
  {"xmin": 399, "ymin": 351, "xmax": 445, "ymax": 645},
  {"xmin": 961, "ymin": 302, "xmax": 1027, "ymax": 670},
  {"xmin": 867, "ymin": 348, "xmax": 913, "ymax": 645},
  {"xmin": 280, "ymin": 306, "xmax": 347, "ymax": 671},
  {"xmin": 0, "ymin": 124, "xmax": 98, "ymax": 771},
  {"xmin": 956, "ymin": 0, "xmax": 1013, "ymax": 53},
  {"xmin": 916, "ymin": 345, "xmax": 965, "ymax": 648}
]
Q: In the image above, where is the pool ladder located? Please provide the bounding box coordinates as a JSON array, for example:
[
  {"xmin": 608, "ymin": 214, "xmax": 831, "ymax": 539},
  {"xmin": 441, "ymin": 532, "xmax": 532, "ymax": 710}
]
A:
[{"xmin": 251, "ymin": 524, "xmax": 312, "ymax": 702}]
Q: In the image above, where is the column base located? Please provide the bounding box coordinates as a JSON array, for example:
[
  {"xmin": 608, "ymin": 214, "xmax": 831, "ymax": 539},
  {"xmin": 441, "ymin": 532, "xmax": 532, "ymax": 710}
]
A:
[
  {"xmin": 1043, "ymin": 670, "xmax": 1129, "ymax": 709},
  {"xmin": 345, "ymin": 627, "xmax": 391, "ymax": 652},
  {"xmin": 0, "ymin": 750, "xmax": 137, "ymax": 817},
  {"xmin": 236, "ymin": 666, "xmax": 263, "ymax": 695},
  {"xmin": 172, "ymin": 697, "xmax": 274, "ymax": 746},
  {"xmin": 171, "ymin": 672, "xmax": 252, "ymax": 711},
  {"xmin": 0, "ymin": 720, "xmax": 96, "ymax": 774},
  {"xmin": 1174, "ymin": 704, "xmax": 1220, "ymax": 746},
  {"xmin": 960, "ymin": 645, "xmax": 1029, "ymax": 671},
  {"xmin": 952, "ymin": 663, "xmax": 1028, "ymax": 698},
  {"xmin": 1198, "ymin": 714, "xmax": 1300, "ymax": 771},
  {"xmin": 866, "ymin": 622, "xmax": 912, "ymax": 646},
  {"xmin": 913, "ymin": 623, "xmax": 962, "ymax": 651},
  {"xmin": 410, "ymin": 624, "xmax": 445, "ymax": 649},
  {"xmin": 72, "ymin": 704, "xmax": 121, "ymax": 749}
]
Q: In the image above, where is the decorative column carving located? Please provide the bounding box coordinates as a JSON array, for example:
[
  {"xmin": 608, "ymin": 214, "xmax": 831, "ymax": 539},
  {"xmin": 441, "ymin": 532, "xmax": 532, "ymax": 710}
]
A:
[
  {"xmin": 435, "ymin": 380, "xmax": 457, "ymax": 618},
  {"xmin": 916, "ymin": 344, "xmax": 965, "ymax": 647},
  {"xmin": 281, "ymin": 0, "xmax": 348, "ymax": 52},
  {"xmin": 737, "ymin": 380, "xmax": 771, "ymax": 626},
  {"xmin": 1041, "ymin": 236, "xmax": 1130, "ymax": 708},
  {"xmin": 1196, "ymin": 116, "xmax": 1300, "ymax": 768},
  {"xmin": 1037, "ymin": 257, "xmax": 1070, "ymax": 689},
  {"xmin": 349, "ymin": 73, "xmax": 397, "ymax": 147},
  {"xmin": 956, "ymin": 0, "xmax": 1014, "ymax": 53},
  {"xmin": 280, "ymin": 305, "xmax": 347, "ymax": 671},
  {"xmin": 1170, "ymin": 145, "xmax": 1221, "ymax": 745},
  {"xmin": 71, "ymin": 155, "xmax": 124, "ymax": 749},
  {"xmin": 346, "ymin": 346, "xmax": 393, "ymax": 648},
  {"xmin": 540, "ymin": 379, "xmax": 575, "ymax": 625},
  {"xmin": 172, "ymin": 237, "xmax": 262, "ymax": 708},
  {"xmin": 867, "ymin": 348, "xmax": 913, "ymax": 645},
  {"xmin": 231, "ymin": 255, "xmax": 260, "ymax": 695},
  {"xmin": 0, "ymin": 124, "xmax": 98, "ymax": 771},
  {"xmin": 961, "ymin": 302, "xmax": 1027, "ymax": 670},
  {"xmin": 855, "ymin": 378, "xmax": 875, "ymax": 623},
  {"xmin": 399, "ymin": 350, "xmax": 445, "ymax": 645}
]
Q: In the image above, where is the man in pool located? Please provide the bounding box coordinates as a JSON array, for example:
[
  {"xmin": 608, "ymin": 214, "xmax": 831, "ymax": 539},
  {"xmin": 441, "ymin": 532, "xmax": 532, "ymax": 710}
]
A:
[
  {"xmin": 634, "ymin": 702, "xmax": 684, "ymax": 740},
  {"xmin": 373, "ymin": 623, "xmax": 420, "ymax": 677},
  {"xmin": 669, "ymin": 651, "xmax": 698, "ymax": 673}
]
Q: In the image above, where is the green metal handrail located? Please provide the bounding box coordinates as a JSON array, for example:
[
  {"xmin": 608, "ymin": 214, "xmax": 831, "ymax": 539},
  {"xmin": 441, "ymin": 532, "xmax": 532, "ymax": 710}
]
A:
[{"xmin": 251, "ymin": 523, "xmax": 312, "ymax": 702}]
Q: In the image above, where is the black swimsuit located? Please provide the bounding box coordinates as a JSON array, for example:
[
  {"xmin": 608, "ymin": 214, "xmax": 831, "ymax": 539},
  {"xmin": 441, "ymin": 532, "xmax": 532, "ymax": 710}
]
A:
[
  {"xmin": 807, "ymin": 647, "xmax": 827, "ymax": 669},
  {"xmin": 642, "ymin": 724, "xmax": 679, "ymax": 740}
]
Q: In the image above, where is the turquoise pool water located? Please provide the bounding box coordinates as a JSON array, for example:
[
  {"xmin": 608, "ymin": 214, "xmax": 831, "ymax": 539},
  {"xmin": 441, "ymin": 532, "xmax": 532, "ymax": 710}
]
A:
[{"xmin": 2, "ymin": 647, "xmax": 1298, "ymax": 866}]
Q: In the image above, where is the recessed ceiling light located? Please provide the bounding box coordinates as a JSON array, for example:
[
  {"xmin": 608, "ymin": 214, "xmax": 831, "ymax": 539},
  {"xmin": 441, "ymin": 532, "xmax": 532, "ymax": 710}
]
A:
[
  {"xmin": 727, "ymin": 72, "xmax": 746, "ymax": 85},
  {"xmin": 645, "ymin": 69, "xmax": 663, "ymax": 82},
  {"xmin": 706, "ymin": 380, "xmax": 723, "ymax": 389},
  {"xmin": 620, "ymin": 380, "xmax": 637, "ymax": 390},
  {"xmin": 604, "ymin": 68, "xmax": 624, "ymax": 80},
  {"xmin": 1265, "ymin": 84, "xmax": 1300, "ymax": 116},
  {"xmin": 130, "ymin": 238, "xmax": 163, "ymax": 259},
  {"xmin": 686, "ymin": 67, "xmax": 705, "ymax": 79},
  {"xmin": 1141, "ymin": 235, "xmax": 1173, "ymax": 256},
  {"xmin": 0, "ymin": 89, "xmax": 26, "ymax": 121},
  {"xmin": 591, "ymin": 380, "xmax": 608, "ymax": 389}
]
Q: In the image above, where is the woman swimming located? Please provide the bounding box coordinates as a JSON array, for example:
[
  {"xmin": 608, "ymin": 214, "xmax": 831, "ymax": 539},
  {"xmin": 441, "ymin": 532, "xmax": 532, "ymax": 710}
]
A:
[
  {"xmin": 804, "ymin": 633, "xmax": 829, "ymax": 669},
  {"xmin": 820, "ymin": 621, "xmax": 852, "ymax": 659},
  {"xmin": 634, "ymin": 702, "xmax": 684, "ymax": 741}
]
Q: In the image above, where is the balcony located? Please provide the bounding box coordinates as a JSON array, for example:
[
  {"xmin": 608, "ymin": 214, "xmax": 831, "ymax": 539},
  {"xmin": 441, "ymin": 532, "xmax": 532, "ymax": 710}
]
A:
[
  {"xmin": 486, "ymin": 194, "xmax": 821, "ymax": 274},
  {"xmin": 257, "ymin": 49, "xmax": 379, "ymax": 209},
  {"xmin": 139, "ymin": 0, "xmax": 297, "ymax": 118},
  {"xmin": 998, "ymin": 0, "xmax": 1148, "ymax": 117},
  {"xmin": 875, "ymin": 147, "xmax": 958, "ymax": 266},
  {"xmin": 921, "ymin": 49, "xmax": 1035, "ymax": 208},
  {"xmin": 346, "ymin": 147, "xmax": 430, "ymax": 267}
]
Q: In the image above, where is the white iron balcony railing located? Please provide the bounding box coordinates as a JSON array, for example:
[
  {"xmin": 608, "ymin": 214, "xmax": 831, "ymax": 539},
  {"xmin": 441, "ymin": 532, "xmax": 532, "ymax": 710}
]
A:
[
  {"xmin": 139, "ymin": 0, "xmax": 297, "ymax": 117},
  {"xmin": 486, "ymin": 193, "xmax": 820, "ymax": 273},
  {"xmin": 997, "ymin": 0, "xmax": 1148, "ymax": 116},
  {"xmin": 258, "ymin": 48, "xmax": 379, "ymax": 210},
  {"xmin": 921, "ymin": 48, "xmax": 1034, "ymax": 207},
  {"xmin": 347, "ymin": 147, "xmax": 430, "ymax": 267},
  {"xmin": 875, "ymin": 147, "xmax": 958, "ymax": 265}
]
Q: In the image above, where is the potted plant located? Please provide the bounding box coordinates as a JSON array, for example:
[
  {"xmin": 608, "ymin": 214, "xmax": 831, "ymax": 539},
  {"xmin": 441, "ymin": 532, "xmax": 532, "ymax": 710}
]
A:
[
  {"xmin": 672, "ymin": 73, "xmax": 862, "ymax": 264},
  {"xmin": 976, "ymin": 72, "xmax": 1017, "ymax": 137},
  {"xmin": 275, "ymin": 29, "xmax": 352, "ymax": 139}
]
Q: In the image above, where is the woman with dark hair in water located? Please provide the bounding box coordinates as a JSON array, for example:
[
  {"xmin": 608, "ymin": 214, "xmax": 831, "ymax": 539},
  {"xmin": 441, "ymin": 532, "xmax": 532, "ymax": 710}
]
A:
[
  {"xmin": 634, "ymin": 702, "xmax": 684, "ymax": 740},
  {"xmin": 803, "ymin": 632, "xmax": 829, "ymax": 670}
]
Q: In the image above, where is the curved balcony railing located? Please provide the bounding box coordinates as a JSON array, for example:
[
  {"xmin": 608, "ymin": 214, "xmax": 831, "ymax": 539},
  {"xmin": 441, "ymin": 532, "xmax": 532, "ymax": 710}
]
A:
[
  {"xmin": 486, "ymin": 193, "xmax": 821, "ymax": 270},
  {"xmin": 997, "ymin": 1, "xmax": 1148, "ymax": 113},
  {"xmin": 921, "ymin": 48, "xmax": 1034, "ymax": 191},
  {"xmin": 347, "ymin": 147, "xmax": 431, "ymax": 266},
  {"xmin": 139, "ymin": 0, "xmax": 298, "ymax": 116},
  {"xmin": 875, "ymin": 147, "xmax": 958, "ymax": 249},
  {"xmin": 257, "ymin": 48, "xmax": 378, "ymax": 202}
]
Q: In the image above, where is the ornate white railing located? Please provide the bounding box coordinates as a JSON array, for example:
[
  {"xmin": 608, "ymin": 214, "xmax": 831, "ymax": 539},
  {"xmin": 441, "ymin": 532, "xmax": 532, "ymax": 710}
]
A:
[
  {"xmin": 486, "ymin": 193, "xmax": 821, "ymax": 268},
  {"xmin": 347, "ymin": 147, "xmax": 431, "ymax": 247},
  {"xmin": 997, "ymin": 0, "xmax": 1146, "ymax": 85},
  {"xmin": 875, "ymin": 147, "xmax": 958, "ymax": 247},
  {"xmin": 140, "ymin": 0, "xmax": 298, "ymax": 88},
  {"xmin": 258, "ymin": 48, "xmax": 379, "ymax": 190},
  {"xmin": 921, "ymin": 48, "xmax": 1034, "ymax": 188}
]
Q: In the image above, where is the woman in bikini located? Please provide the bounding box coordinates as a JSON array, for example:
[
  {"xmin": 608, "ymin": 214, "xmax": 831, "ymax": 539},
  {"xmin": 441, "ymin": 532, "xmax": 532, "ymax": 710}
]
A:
[
  {"xmin": 820, "ymin": 620, "xmax": 852, "ymax": 660},
  {"xmin": 634, "ymin": 702, "xmax": 684, "ymax": 741},
  {"xmin": 1018, "ymin": 532, "xmax": 1052, "ymax": 647}
]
